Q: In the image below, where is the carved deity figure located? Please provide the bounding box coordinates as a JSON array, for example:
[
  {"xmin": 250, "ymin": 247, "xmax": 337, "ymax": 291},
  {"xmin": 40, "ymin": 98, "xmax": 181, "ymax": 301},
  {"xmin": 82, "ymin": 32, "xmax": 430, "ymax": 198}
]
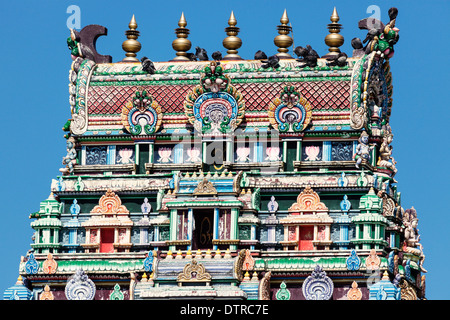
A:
[
  {"xmin": 60, "ymin": 137, "xmax": 77, "ymax": 175},
  {"xmin": 403, "ymin": 207, "xmax": 427, "ymax": 273},
  {"xmin": 354, "ymin": 131, "xmax": 374, "ymax": 168},
  {"xmin": 377, "ymin": 126, "xmax": 397, "ymax": 175}
]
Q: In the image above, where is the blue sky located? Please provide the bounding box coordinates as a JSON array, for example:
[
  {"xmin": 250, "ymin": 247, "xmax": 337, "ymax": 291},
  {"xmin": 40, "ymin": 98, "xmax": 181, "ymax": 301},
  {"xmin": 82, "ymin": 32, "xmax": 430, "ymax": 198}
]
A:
[{"xmin": 0, "ymin": 0, "xmax": 448, "ymax": 299}]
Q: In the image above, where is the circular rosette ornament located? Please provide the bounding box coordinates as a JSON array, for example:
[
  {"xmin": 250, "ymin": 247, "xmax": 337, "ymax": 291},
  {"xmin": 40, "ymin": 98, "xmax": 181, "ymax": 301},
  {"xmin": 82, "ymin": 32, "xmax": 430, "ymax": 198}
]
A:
[
  {"xmin": 121, "ymin": 89, "xmax": 162, "ymax": 135},
  {"xmin": 184, "ymin": 62, "xmax": 244, "ymax": 134},
  {"xmin": 268, "ymin": 86, "xmax": 312, "ymax": 133}
]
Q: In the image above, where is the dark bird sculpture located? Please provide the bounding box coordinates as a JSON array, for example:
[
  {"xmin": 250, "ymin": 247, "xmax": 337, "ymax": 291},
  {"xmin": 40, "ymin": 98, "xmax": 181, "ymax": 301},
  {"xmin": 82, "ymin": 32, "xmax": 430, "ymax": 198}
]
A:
[
  {"xmin": 195, "ymin": 46, "xmax": 209, "ymax": 61},
  {"xmin": 141, "ymin": 57, "xmax": 156, "ymax": 74},
  {"xmin": 326, "ymin": 52, "xmax": 348, "ymax": 67},
  {"xmin": 294, "ymin": 45, "xmax": 319, "ymax": 68},
  {"xmin": 212, "ymin": 51, "xmax": 222, "ymax": 61},
  {"xmin": 351, "ymin": 37, "xmax": 365, "ymax": 57},
  {"xmin": 261, "ymin": 55, "xmax": 280, "ymax": 69},
  {"xmin": 186, "ymin": 53, "xmax": 197, "ymax": 61},
  {"xmin": 254, "ymin": 50, "xmax": 267, "ymax": 60}
]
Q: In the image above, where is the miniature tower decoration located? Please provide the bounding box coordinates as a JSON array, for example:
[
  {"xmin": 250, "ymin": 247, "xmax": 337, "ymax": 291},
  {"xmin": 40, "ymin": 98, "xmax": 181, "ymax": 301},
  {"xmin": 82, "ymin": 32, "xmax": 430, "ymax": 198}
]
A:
[
  {"xmin": 323, "ymin": 7, "xmax": 344, "ymax": 57},
  {"xmin": 223, "ymin": 11, "xmax": 242, "ymax": 60},
  {"xmin": 274, "ymin": 9, "xmax": 293, "ymax": 59},
  {"xmin": 172, "ymin": 12, "xmax": 191, "ymax": 61},
  {"xmin": 122, "ymin": 15, "xmax": 141, "ymax": 62}
]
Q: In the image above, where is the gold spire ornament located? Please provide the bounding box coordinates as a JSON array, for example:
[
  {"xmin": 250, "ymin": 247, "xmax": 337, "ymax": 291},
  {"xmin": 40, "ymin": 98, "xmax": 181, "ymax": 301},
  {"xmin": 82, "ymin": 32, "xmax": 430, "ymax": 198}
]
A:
[
  {"xmin": 172, "ymin": 12, "xmax": 192, "ymax": 61},
  {"xmin": 274, "ymin": 9, "xmax": 293, "ymax": 59},
  {"xmin": 222, "ymin": 11, "xmax": 242, "ymax": 60},
  {"xmin": 324, "ymin": 7, "xmax": 344, "ymax": 57},
  {"xmin": 122, "ymin": 15, "xmax": 142, "ymax": 62}
]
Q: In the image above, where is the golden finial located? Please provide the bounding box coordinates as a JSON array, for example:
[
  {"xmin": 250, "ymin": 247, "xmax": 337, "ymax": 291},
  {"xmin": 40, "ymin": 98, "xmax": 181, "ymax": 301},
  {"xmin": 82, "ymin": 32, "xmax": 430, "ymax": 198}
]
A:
[
  {"xmin": 324, "ymin": 7, "xmax": 344, "ymax": 57},
  {"xmin": 122, "ymin": 15, "xmax": 142, "ymax": 62},
  {"xmin": 223, "ymin": 11, "xmax": 242, "ymax": 60},
  {"xmin": 274, "ymin": 9, "xmax": 293, "ymax": 59},
  {"xmin": 172, "ymin": 12, "xmax": 192, "ymax": 61}
]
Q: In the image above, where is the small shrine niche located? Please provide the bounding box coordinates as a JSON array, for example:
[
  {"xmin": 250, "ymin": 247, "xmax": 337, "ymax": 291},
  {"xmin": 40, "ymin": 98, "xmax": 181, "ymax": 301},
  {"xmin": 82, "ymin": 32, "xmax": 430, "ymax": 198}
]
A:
[
  {"xmin": 81, "ymin": 189, "xmax": 133, "ymax": 253},
  {"xmin": 280, "ymin": 187, "xmax": 333, "ymax": 250}
]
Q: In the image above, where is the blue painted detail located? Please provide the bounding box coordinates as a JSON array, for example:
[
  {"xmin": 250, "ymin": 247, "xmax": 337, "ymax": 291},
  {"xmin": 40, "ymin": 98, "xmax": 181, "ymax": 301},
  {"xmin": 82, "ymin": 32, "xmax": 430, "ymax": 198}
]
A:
[
  {"xmin": 3, "ymin": 277, "xmax": 33, "ymax": 300},
  {"xmin": 340, "ymin": 195, "xmax": 351, "ymax": 212},
  {"xmin": 338, "ymin": 172, "xmax": 348, "ymax": 187},
  {"xmin": 346, "ymin": 250, "xmax": 361, "ymax": 271},
  {"xmin": 143, "ymin": 251, "xmax": 154, "ymax": 272},
  {"xmin": 70, "ymin": 199, "xmax": 80, "ymax": 216},
  {"xmin": 24, "ymin": 253, "xmax": 39, "ymax": 275}
]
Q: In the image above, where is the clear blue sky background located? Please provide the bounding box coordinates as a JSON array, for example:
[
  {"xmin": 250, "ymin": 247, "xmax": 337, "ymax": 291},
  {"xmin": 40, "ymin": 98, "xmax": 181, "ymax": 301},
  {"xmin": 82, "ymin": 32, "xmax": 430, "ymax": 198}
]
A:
[{"xmin": 0, "ymin": 0, "xmax": 448, "ymax": 299}]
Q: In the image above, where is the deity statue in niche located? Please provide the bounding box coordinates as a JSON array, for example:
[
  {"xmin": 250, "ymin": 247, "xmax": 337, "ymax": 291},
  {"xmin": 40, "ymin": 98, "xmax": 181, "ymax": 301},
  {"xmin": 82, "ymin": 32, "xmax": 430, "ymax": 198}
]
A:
[
  {"xmin": 354, "ymin": 131, "xmax": 374, "ymax": 168},
  {"xmin": 377, "ymin": 124, "xmax": 397, "ymax": 175},
  {"xmin": 60, "ymin": 137, "xmax": 77, "ymax": 175},
  {"xmin": 403, "ymin": 207, "xmax": 427, "ymax": 273}
]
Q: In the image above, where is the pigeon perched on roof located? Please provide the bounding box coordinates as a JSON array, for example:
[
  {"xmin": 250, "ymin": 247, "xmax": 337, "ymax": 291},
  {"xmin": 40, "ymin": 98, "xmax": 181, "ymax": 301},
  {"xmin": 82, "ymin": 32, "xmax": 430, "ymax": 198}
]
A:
[
  {"xmin": 326, "ymin": 52, "xmax": 348, "ymax": 67},
  {"xmin": 212, "ymin": 51, "xmax": 222, "ymax": 61},
  {"xmin": 254, "ymin": 50, "xmax": 267, "ymax": 60},
  {"xmin": 351, "ymin": 38, "xmax": 365, "ymax": 57},
  {"xmin": 261, "ymin": 55, "xmax": 280, "ymax": 69},
  {"xmin": 195, "ymin": 47, "xmax": 209, "ymax": 61},
  {"xmin": 186, "ymin": 53, "xmax": 197, "ymax": 61},
  {"xmin": 294, "ymin": 45, "xmax": 318, "ymax": 68},
  {"xmin": 141, "ymin": 57, "xmax": 156, "ymax": 74}
]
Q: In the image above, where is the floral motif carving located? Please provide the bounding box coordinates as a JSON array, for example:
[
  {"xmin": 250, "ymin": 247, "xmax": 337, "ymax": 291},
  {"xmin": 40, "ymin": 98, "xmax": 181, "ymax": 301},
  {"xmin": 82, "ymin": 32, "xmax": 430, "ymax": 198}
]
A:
[
  {"xmin": 242, "ymin": 249, "xmax": 255, "ymax": 271},
  {"xmin": 276, "ymin": 281, "xmax": 291, "ymax": 300},
  {"xmin": 39, "ymin": 285, "xmax": 54, "ymax": 300},
  {"xmin": 347, "ymin": 281, "xmax": 362, "ymax": 300},
  {"xmin": 177, "ymin": 259, "xmax": 211, "ymax": 282},
  {"xmin": 42, "ymin": 253, "xmax": 58, "ymax": 274},
  {"xmin": 24, "ymin": 253, "xmax": 39, "ymax": 275},
  {"xmin": 365, "ymin": 249, "xmax": 381, "ymax": 271},
  {"xmin": 193, "ymin": 178, "xmax": 217, "ymax": 196},
  {"xmin": 346, "ymin": 250, "xmax": 361, "ymax": 271}
]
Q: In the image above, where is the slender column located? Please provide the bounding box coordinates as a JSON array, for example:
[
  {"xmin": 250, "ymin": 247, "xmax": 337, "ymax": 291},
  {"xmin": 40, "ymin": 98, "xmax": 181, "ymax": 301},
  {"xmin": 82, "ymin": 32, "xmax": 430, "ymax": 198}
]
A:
[
  {"xmin": 187, "ymin": 208, "xmax": 193, "ymax": 250},
  {"xmin": 230, "ymin": 208, "xmax": 238, "ymax": 250},
  {"xmin": 213, "ymin": 208, "xmax": 220, "ymax": 250},
  {"xmin": 169, "ymin": 209, "xmax": 177, "ymax": 251}
]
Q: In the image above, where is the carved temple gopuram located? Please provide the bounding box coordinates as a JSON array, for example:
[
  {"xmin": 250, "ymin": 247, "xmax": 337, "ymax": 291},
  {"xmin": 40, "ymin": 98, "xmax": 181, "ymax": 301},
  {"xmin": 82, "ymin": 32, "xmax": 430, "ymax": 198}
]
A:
[{"xmin": 3, "ymin": 7, "xmax": 427, "ymax": 300}]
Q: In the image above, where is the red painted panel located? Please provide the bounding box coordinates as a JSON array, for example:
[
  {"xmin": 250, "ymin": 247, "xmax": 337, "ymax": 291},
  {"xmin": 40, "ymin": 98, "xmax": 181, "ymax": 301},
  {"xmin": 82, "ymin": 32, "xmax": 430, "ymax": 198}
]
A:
[
  {"xmin": 299, "ymin": 226, "xmax": 314, "ymax": 250},
  {"xmin": 100, "ymin": 228, "xmax": 114, "ymax": 253}
]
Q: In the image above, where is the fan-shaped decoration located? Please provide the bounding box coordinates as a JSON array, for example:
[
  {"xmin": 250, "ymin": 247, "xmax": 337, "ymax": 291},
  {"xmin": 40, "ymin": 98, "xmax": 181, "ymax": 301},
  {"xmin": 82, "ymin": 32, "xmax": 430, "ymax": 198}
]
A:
[
  {"xmin": 65, "ymin": 269, "xmax": 96, "ymax": 300},
  {"xmin": 302, "ymin": 265, "xmax": 334, "ymax": 300},
  {"xmin": 121, "ymin": 89, "xmax": 162, "ymax": 135},
  {"xmin": 91, "ymin": 189, "xmax": 129, "ymax": 215},
  {"xmin": 288, "ymin": 186, "xmax": 328, "ymax": 212},
  {"xmin": 184, "ymin": 61, "xmax": 245, "ymax": 134},
  {"xmin": 268, "ymin": 86, "xmax": 312, "ymax": 133},
  {"xmin": 177, "ymin": 259, "xmax": 211, "ymax": 282}
]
